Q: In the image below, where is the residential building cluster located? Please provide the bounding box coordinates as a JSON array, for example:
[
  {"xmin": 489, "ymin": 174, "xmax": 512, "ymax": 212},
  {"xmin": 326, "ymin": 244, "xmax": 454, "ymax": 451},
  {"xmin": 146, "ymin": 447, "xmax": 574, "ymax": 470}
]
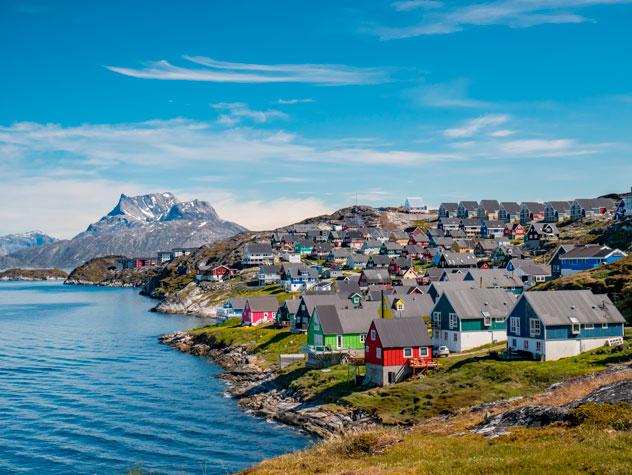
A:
[{"xmin": 205, "ymin": 198, "xmax": 627, "ymax": 387}]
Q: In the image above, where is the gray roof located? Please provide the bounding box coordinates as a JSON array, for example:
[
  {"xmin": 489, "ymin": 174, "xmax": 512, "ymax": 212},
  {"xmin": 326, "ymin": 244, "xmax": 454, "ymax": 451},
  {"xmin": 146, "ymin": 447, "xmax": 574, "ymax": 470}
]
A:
[
  {"xmin": 509, "ymin": 258, "xmax": 551, "ymax": 276},
  {"xmin": 246, "ymin": 295, "xmax": 279, "ymax": 312},
  {"xmin": 529, "ymin": 222, "xmax": 560, "ymax": 235},
  {"xmin": 371, "ymin": 317, "xmax": 431, "ymax": 348},
  {"xmin": 282, "ymin": 298, "xmax": 301, "ymax": 314},
  {"xmin": 361, "ymin": 269, "xmax": 391, "ymax": 284},
  {"xmin": 245, "ymin": 242, "xmax": 273, "ymax": 254},
  {"xmin": 560, "ymin": 245, "xmax": 624, "ymax": 259},
  {"xmin": 479, "ymin": 200, "xmax": 500, "ymax": 211},
  {"xmin": 459, "ymin": 201, "xmax": 479, "ymax": 210},
  {"xmin": 314, "ymin": 303, "xmax": 380, "ymax": 335},
  {"xmin": 574, "ymin": 198, "xmax": 616, "ymax": 209},
  {"xmin": 463, "ymin": 269, "xmax": 524, "ymax": 288},
  {"xmin": 523, "ymin": 290, "xmax": 625, "ymax": 325},
  {"xmin": 441, "ymin": 252, "xmax": 478, "ymax": 266},
  {"xmin": 521, "ymin": 202, "xmax": 544, "ymax": 213},
  {"xmin": 483, "ymin": 220, "xmax": 505, "ymax": 228},
  {"xmin": 301, "ymin": 294, "xmax": 347, "ymax": 315},
  {"xmin": 441, "ymin": 288, "xmax": 515, "ymax": 320},
  {"xmin": 500, "ymin": 202, "xmax": 521, "ymax": 213},
  {"xmin": 387, "ymin": 294, "xmax": 435, "ymax": 318},
  {"xmin": 546, "ymin": 201, "xmax": 571, "ymax": 211},
  {"xmin": 369, "ymin": 255, "xmax": 391, "ymax": 265},
  {"xmin": 440, "ymin": 202, "xmax": 458, "ymax": 211}
]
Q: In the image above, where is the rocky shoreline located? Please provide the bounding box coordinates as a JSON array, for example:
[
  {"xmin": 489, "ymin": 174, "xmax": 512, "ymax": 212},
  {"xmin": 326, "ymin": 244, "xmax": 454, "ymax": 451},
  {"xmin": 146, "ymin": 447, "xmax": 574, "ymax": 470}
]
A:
[
  {"xmin": 0, "ymin": 268, "xmax": 68, "ymax": 281},
  {"xmin": 160, "ymin": 330, "xmax": 378, "ymax": 438},
  {"xmin": 64, "ymin": 278, "xmax": 143, "ymax": 287}
]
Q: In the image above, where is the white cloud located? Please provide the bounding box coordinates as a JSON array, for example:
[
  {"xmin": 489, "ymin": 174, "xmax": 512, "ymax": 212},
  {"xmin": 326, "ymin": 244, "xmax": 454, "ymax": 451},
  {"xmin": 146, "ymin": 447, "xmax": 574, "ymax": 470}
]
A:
[
  {"xmin": 0, "ymin": 176, "xmax": 145, "ymax": 238},
  {"xmin": 379, "ymin": 0, "xmax": 632, "ymax": 39},
  {"xmin": 0, "ymin": 119, "xmax": 459, "ymax": 167},
  {"xmin": 212, "ymin": 197, "xmax": 332, "ymax": 230},
  {"xmin": 212, "ymin": 102, "xmax": 288, "ymax": 125},
  {"xmin": 276, "ymin": 98, "xmax": 315, "ymax": 105},
  {"xmin": 392, "ymin": 0, "xmax": 443, "ymax": 11},
  {"xmin": 489, "ymin": 129, "xmax": 515, "ymax": 137},
  {"xmin": 411, "ymin": 79, "xmax": 490, "ymax": 108},
  {"xmin": 443, "ymin": 114, "xmax": 510, "ymax": 138},
  {"xmin": 106, "ymin": 56, "xmax": 389, "ymax": 86},
  {"xmin": 498, "ymin": 138, "xmax": 593, "ymax": 156}
]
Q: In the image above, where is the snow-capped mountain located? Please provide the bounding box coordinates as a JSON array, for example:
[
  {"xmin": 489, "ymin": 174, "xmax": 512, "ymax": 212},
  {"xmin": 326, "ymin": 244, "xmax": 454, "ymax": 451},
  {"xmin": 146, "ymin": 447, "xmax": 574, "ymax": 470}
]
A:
[
  {"xmin": 0, "ymin": 193, "xmax": 246, "ymax": 270},
  {"xmin": 0, "ymin": 231, "xmax": 58, "ymax": 256}
]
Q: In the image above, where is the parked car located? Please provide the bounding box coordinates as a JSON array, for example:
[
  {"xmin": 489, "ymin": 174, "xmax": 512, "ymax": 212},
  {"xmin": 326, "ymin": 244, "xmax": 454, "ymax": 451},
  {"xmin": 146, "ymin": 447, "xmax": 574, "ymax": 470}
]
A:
[{"xmin": 433, "ymin": 346, "xmax": 450, "ymax": 358}]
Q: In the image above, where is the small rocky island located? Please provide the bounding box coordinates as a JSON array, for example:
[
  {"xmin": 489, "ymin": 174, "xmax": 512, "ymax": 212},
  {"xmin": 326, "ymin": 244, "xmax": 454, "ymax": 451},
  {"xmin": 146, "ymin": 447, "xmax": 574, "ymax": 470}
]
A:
[{"xmin": 0, "ymin": 268, "xmax": 68, "ymax": 281}]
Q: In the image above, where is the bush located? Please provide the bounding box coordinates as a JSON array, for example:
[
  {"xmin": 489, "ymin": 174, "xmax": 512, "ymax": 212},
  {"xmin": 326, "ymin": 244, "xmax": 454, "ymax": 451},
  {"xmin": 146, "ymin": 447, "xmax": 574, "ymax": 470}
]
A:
[
  {"xmin": 336, "ymin": 431, "xmax": 399, "ymax": 457},
  {"xmin": 569, "ymin": 403, "xmax": 632, "ymax": 431}
]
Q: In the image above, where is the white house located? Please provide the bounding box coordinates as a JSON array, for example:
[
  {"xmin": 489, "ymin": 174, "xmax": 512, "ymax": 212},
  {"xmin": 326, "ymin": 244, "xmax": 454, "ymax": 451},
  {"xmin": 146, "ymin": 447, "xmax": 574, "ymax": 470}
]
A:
[{"xmin": 403, "ymin": 197, "xmax": 427, "ymax": 214}]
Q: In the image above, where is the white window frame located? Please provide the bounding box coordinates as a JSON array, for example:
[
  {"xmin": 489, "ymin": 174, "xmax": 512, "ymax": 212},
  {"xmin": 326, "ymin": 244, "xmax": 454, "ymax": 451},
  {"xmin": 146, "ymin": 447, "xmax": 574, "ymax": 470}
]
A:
[
  {"xmin": 602, "ymin": 323, "xmax": 608, "ymax": 329},
  {"xmin": 360, "ymin": 334, "xmax": 366, "ymax": 343},
  {"xmin": 376, "ymin": 347, "xmax": 382, "ymax": 359},
  {"xmin": 510, "ymin": 317, "xmax": 520, "ymax": 335},
  {"xmin": 584, "ymin": 323, "xmax": 594, "ymax": 330},
  {"xmin": 403, "ymin": 347, "xmax": 413, "ymax": 358},
  {"xmin": 483, "ymin": 315, "xmax": 491, "ymax": 327},
  {"xmin": 529, "ymin": 318, "xmax": 541, "ymax": 337},
  {"xmin": 570, "ymin": 317, "xmax": 580, "ymax": 335},
  {"xmin": 336, "ymin": 335, "xmax": 343, "ymax": 349},
  {"xmin": 370, "ymin": 329, "xmax": 376, "ymax": 341},
  {"xmin": 449, "ymin": 313, "xmax": 458, "ymax": 330},
  {"xmin": 432, "ymin": 311, "xmax": 441, "ymax": 328},
  {"xmin": 419, "ymin": 347, "xmax": 429, "ymax": 357}
]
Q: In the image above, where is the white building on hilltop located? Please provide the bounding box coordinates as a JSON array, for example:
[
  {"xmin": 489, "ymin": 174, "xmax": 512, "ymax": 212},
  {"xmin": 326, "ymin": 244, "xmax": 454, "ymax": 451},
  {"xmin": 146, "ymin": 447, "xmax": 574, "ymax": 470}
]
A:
[{"xmin": 403, "ymin": 197, "xmax": 427, "ymax": 214}]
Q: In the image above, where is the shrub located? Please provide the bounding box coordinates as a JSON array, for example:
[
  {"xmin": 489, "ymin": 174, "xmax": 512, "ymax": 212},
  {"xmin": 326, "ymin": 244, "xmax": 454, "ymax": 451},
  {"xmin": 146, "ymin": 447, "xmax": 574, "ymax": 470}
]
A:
[{"xmin": 569, "ymin": 403, "xmax": 632, "ymax": 431}]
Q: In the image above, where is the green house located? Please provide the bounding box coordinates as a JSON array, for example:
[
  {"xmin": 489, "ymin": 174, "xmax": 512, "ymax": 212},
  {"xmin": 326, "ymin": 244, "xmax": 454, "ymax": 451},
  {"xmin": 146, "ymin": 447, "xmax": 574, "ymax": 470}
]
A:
[
  {"xmin": 276, "ymin": 298, "xmax": 301, "ymax": 327},
  {"xmin": 307, "ymin": 303, "xmax": 380, "ymax": 353},
  {"xmin": 431, "ymin": 287, "xmax": 514, "ymax": 353}
]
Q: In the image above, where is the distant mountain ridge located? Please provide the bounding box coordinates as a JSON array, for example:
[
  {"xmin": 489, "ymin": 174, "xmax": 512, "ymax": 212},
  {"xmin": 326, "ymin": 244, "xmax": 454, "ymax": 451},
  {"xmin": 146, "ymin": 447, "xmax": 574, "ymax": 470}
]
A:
[
  {"xmin": 0, "ymin": 193, "xmax": 246, "ymax": 270},
  {"xmin": 0, "ymin": 231, "xmax": 58, "ymax": 256}
]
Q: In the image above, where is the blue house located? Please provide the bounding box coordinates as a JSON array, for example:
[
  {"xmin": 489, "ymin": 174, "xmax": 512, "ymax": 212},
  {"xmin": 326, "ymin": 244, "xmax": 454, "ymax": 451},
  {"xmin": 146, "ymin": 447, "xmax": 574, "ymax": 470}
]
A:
[
  {"xmin": 506, "ymin": 290, "xmax": 625, "ymax": 361},
  {"xmin": 558, "ymin": 245, "xmax": 626, "ymax": 276},
  {"xmin": 218, "ymin": 297, "xmax": 247, "ymax": 320}
]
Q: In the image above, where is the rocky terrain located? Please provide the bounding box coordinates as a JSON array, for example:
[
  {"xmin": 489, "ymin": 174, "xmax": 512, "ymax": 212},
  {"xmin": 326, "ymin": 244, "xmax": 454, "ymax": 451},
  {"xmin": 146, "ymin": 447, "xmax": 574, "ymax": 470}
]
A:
[
  {"xmin": 0, "ymin": 192, "xmax": 246, "ymax": 270},
  {"xmin": 65, "ymin": 256, "xmax": 160, "ymax": 287},
  {"xmin": 160, "ymin": 330, "xmax": 377, "ymax": 438},
  {"xmin": 0, "ymin": 268, "xmax": 67, "ymax": 281},
  {"xmin": 0, "ymin": 231, "xmax": 58, "ymax": 257}
]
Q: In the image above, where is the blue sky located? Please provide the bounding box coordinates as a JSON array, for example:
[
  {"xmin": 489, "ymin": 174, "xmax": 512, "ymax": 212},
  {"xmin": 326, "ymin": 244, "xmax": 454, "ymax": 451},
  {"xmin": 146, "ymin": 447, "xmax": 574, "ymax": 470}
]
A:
[{"xmin": 1, "ymin": 0, "xmax": 632, "ymax": 237}]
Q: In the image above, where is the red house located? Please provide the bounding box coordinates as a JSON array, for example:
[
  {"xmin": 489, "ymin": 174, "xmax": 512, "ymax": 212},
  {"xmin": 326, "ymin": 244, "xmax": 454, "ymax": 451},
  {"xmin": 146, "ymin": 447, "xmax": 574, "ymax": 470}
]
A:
[
  {"xmin": 505, "ymin": 223, "xmax": 525, "ymax": 240},
  {"xmin": 241, "ymin": 295, "xmax": 279, "ymax": 326},
  {"xmin": 364, "ymin": 317, "xmax": 432, "ymax": 386},
  {"xmin": 135, "ymin": 257, "xmax": 157, "ymax": 268}
]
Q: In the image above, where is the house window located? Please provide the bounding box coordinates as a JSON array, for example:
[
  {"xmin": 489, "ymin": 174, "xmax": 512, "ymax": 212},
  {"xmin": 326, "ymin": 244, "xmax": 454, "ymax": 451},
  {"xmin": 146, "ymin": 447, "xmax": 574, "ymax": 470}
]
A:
[
  {"xmin": 365, "ymin": 345, "xmax": 369, "ymax": 353},
  {"xmin": 570, "ymin": 318, "xmax": 580, "ymax": 335},
  {"xmin": 584, "ymin": 323, "xmax": 594, "ymax": 330},
  {"xmin": 535, "ymin": 275, "xmax": 546, "ymax": 282},
  {"xmin": 403, "ymin": 347, "xmax": 413, "ymax": 358},
  {"xmin": 376, "ymin": 347, "xmax": 382, "ymax": 359},
  {"xmin": 264, "ymin": 312, "xmax": 269, "ymax": 318},
  {"xmin": 536, "ymin": 341, "xmax": 542, "ymax": 352},
  {"xmin": 449, "ymin": 313, "xmax": 458, "ymax": 329},
  {"xmin": 523, "ymin": 340, "xmax": 529, "ymax": 350},
  {"xmin": 443, "ymin": 332, "xmax": 448, "ymax": 339},
  {"xmin": 432, "ymin": 312, "xmax": 441, "ymax": 328},
  {"xmin": 529, "ymin": 319, "xmax": 541, "ymax": 337},
  {"xmin": 371, "ymin": 329, "xmax": 376, "ymax": 341},
  {"xmin": 483, "ymin": 312, "xmax": 491, "ymax": 326},
  {"xmin": 495, "ymin": 317, "xmax": 505, "ymax": 323},
  {"xmin": 419, "ymin": 347, "xmax": 429, "ymax": 357},
  {"xmin": 360, "ymin": 334, "xmax": 366, "ymax": 343},
  {"xmin": 336, "ymin": 335, "xmax": 343, "ymax": 349},
  {"xmin": 453, "ymin": 333, "xmax": 458, "ymax": 342},
  {"xmin": 602, "ymin": 323, "xmax": 608, "ymax": 329},
  {"xmin": 512, "ymin": 338, "xmax": 517, "ymax": 347},
  {"xmin": 314, "ymin": 318, "xmax": 320, "ymax": 330},
  {"xmin": 510, "ymin": 317, "xmax": 520, "ymax": 335}
]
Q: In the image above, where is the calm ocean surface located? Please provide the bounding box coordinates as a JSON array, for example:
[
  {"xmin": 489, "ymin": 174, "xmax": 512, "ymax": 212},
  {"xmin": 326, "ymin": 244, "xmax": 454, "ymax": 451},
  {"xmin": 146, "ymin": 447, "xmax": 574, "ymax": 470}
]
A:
[{"xmin": 0, "ymin": 281, "xmax": 309, "ymax": 474}]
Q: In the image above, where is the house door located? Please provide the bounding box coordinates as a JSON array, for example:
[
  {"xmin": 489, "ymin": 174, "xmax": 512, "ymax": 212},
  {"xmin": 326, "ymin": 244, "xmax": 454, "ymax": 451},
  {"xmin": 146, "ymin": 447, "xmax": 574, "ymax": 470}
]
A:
[
  {"xmin": 336, "ymin": 335, "xmax": 343, "ymax": 349},
  {"xmin": 388, "ymin": 372, "xmax": 395, "ymax": 384}
]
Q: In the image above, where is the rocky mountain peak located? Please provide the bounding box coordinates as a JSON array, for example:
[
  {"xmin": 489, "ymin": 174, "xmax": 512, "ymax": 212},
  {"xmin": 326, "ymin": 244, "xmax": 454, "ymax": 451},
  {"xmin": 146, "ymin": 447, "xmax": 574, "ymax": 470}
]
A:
[
  {"xmin": 106, "ymin": 192, "xmax": 179, "ymax": 224},
  {"xmin": 163, "ymin": 199, "xmax": 220, "ymax": 222}
]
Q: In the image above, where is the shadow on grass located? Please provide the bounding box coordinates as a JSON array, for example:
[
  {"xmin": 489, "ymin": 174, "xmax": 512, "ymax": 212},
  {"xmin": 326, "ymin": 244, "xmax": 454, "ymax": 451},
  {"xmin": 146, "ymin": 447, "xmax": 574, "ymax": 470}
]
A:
[{"xmin": 255, "ymin": 331, "xmax": 295, "ymax": 352}]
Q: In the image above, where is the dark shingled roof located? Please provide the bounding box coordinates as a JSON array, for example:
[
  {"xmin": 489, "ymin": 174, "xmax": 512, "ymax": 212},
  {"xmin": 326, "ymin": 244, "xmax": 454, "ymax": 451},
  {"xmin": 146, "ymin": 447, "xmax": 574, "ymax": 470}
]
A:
[
  {"xmin": 315, "ymin": 304, "xmax": 380, "ymax": 334},
  {"xmin": 372, "ymin": 317, "xmax": 431, "ymax": 348}
]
